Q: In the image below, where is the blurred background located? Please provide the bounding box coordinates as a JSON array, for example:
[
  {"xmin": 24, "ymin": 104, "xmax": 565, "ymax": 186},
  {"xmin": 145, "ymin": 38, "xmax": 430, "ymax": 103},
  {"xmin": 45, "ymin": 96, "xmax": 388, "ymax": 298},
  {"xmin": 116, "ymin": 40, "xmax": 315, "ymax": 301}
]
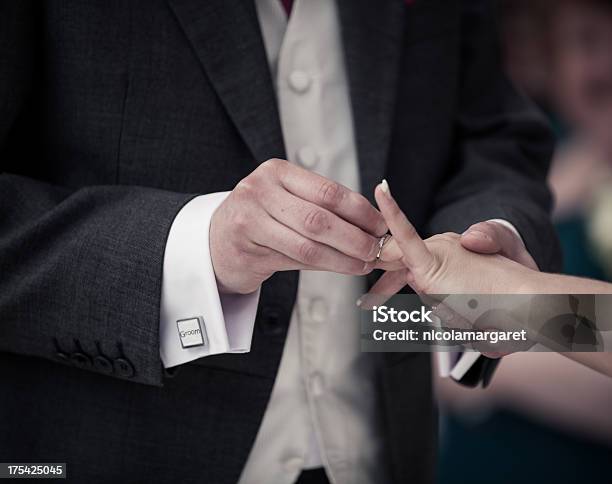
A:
[{"xmin": 436, "ymin": 1, "xmax": 612, "ymax": 482}]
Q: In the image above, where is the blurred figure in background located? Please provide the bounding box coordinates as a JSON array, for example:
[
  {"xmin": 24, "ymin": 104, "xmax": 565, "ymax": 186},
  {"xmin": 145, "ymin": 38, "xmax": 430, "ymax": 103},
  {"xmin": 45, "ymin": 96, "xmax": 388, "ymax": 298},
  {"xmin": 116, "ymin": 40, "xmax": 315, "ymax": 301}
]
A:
[
  {"xmin": 548, "ymin": 0, "xmax": 612, "ymax": 277},
  {"xmin": 500, "ymin": 0, "xmax": 551, "ymax": 108},
  {"xmin": 437, "ymin": 1, "xmax": 612, "ymax": 483}
]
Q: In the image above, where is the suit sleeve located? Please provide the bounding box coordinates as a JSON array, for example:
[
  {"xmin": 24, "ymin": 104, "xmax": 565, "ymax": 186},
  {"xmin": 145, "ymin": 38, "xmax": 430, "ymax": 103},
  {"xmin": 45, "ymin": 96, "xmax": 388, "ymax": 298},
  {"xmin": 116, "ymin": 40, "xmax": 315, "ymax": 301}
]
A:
[
  {"xmin": 424, "ymin": 0, "xmax": 562, "ymax": 273},
  {"xmin": 0, "ymin": 1, "xmax": 191, "ymax": 386}
]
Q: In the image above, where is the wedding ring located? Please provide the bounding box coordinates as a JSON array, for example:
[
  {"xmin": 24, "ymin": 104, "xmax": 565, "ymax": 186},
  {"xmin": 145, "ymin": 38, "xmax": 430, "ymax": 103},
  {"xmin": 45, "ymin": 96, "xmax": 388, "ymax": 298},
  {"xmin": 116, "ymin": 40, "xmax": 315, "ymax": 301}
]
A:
[{"xmin": 375, "ymin": 234, "xmax": 392, "ymax": 261}]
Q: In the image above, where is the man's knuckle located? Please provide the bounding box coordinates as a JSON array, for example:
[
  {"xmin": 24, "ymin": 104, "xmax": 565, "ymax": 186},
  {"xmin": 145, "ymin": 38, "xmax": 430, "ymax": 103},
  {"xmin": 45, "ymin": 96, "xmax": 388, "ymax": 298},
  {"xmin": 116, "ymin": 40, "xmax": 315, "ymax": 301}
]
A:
[
  {"xmin": 234, "ymin": 179, "xmax": 249, "ymax": 194},
  {"xmin": 345, "ymin": 263, "xmax": 362, "ymax": 276},
  {"xmin": 298, "ymin": 241, "xmax": 321, "ymax": 265},
  {"xmin": 356, "ymin": 236, "xmax": 378, "ymax": 261},
  {"xmin": 232, "ymin": 211, "xmax": 250, "ymax": 233},
  {"xmin": 304, "ymin": 208, "xmax": 329, "ymax": 234},
  {"xmin": 317, "ymin": 180, "xmax": 345, "ymax": 208},
  {"xmin": 234, "ymin": 178, "xmax": 259, "ymax": 201},
  {"xmin": 262, "ymin": 158, "xmax": 280, "ymax": 169},
  {"xmin": 261, "ymin": 158, "xmax": 286, "ymax": 177},
  {"xmin": 356, "ymin": 260, "xmax": 373, "ymax": 275}
]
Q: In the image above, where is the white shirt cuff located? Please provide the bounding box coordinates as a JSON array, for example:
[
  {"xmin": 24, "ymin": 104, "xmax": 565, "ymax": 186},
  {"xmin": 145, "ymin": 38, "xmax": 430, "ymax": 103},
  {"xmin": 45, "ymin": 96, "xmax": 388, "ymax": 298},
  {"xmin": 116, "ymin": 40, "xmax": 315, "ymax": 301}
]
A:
[
  {"xmin": 437, "ymin": 352, "xmax": 482, "ymax": 380},
  {"xmin": 159, "ymin": 192, "xmax": 260, "ymax": 368},
  {"xmin": 488, "ymin": 218, "xmax": 525, "ymax": 247}
]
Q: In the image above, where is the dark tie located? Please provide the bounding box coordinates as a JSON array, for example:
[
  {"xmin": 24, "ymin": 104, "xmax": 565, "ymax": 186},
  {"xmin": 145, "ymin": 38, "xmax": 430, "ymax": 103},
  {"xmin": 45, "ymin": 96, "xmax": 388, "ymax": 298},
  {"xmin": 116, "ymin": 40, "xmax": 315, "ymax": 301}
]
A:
[{"xmin": 280, "ymin": 0, "xmax": 293, "ymax": 16}]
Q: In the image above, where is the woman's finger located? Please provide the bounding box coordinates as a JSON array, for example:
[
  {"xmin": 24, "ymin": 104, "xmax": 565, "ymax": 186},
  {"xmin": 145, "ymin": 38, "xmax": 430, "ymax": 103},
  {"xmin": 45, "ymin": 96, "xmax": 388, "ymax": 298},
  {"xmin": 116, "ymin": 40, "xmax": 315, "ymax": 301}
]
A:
[
  {"xmin": 357, "ymin": 269, "xmax": 409, "ymax": 309},
  {"xmin": 374, "ymin": 180, "xmax": 434, "ymax": 273},
  {"xmin": 378, "ymin": 237, "xmax": 403, "ymax": 263}
]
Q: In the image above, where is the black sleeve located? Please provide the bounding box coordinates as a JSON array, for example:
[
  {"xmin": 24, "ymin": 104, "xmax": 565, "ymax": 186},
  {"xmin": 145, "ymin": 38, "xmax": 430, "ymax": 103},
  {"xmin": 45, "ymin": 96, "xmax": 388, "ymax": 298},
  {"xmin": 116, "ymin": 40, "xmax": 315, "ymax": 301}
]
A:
[
  {"xmin": 425, "ymin": 0, "xmax": 562, "ymax": 272},
  {"xmin": 0, "ymin": 1, "xmax": 194, "ymax": 386}
]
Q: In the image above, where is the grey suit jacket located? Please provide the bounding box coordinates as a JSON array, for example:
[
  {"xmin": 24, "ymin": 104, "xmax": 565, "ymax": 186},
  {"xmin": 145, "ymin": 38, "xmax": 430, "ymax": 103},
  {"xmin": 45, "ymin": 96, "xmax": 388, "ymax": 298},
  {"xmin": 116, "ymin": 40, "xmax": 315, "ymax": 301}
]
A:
[{"xmin": 0, "ymin": 0, "xmax": 560, "ymax": 482}]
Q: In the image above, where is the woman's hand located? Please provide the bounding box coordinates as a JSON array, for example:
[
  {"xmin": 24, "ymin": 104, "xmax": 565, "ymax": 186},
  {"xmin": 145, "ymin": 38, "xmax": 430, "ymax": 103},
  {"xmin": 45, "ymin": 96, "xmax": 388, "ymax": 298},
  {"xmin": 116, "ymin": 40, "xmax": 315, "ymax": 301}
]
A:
[
  {"xmin": 363, "ymin": 180, "xmax": 612, "ymax": 369},
  {"xmin": 365, "ymin": 180, "xmax": 539, "ymax": 299}
]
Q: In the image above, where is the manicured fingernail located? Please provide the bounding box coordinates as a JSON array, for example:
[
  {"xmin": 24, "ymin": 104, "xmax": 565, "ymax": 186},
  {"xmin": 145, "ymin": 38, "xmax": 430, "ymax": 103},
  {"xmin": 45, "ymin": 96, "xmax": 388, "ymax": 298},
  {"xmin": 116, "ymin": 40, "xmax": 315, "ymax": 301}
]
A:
[{"xmin": 380, "ymin": 179, "xmax": 391, "ymax": 196}]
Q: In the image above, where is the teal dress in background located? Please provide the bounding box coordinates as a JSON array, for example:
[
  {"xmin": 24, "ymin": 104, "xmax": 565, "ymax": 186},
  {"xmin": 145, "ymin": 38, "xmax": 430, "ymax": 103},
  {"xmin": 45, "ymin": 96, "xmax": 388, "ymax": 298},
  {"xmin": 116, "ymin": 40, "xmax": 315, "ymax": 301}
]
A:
[{"xmin": 556, "ymin": 216, "xmax": 607, "ymax": 281}]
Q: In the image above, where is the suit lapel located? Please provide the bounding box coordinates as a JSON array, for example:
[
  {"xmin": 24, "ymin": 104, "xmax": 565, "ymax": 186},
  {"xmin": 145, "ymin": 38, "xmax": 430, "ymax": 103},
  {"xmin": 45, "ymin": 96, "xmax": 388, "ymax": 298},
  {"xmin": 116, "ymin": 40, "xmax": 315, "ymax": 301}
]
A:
[
  {"xmin": 337, "ymin": 0, "xmax": 405, "ymax": 201},
  {"xmin": 167, "ymin": 0, "xmax": 407, "ymax": 192},
  {"xmin": 167, "ymin": 0, "xmax": 286, "ymax": 162}
]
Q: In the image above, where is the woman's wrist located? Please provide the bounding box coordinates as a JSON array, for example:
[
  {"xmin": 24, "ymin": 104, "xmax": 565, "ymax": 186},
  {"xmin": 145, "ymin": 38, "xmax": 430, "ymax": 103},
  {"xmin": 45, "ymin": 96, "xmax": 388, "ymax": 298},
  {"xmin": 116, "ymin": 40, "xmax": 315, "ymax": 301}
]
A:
[{"xmin": 517, "ymin": 267, "xmax": 550, "ymax": 294}]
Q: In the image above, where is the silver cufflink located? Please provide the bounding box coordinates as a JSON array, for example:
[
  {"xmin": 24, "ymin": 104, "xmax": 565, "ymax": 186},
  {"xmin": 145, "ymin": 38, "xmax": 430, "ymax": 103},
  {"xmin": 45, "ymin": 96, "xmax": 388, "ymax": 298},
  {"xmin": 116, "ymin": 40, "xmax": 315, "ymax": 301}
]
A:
[{"xmin": 177, "ymin": 317, "xmax": 208, "ymax": 349}]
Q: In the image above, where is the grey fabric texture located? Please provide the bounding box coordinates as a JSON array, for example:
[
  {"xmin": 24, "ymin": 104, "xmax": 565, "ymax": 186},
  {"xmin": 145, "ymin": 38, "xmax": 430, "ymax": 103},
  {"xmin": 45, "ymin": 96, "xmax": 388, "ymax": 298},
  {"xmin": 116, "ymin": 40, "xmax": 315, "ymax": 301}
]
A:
[{"xmin": 0, "ymin": 1, "xmax": 559, "ymax": 483}]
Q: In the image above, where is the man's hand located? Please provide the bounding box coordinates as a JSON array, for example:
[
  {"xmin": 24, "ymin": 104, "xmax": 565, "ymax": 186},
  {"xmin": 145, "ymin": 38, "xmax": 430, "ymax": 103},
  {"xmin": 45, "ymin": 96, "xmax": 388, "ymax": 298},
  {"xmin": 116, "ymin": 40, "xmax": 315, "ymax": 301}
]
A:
[
  {"xmin": 461, "ymin": 221, "xmax": 538, "ymax": 270},
  {"xmin": 210, "ymin": 159, "xmax": 388, "ymax": 294}
]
